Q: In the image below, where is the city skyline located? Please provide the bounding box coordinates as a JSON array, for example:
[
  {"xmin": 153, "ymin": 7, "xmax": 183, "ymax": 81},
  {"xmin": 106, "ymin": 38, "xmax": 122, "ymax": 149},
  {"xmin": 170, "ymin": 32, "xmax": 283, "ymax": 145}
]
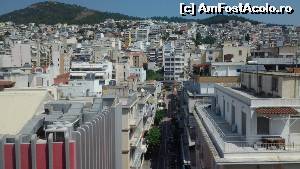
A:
[{"xmin": 0, "ymin": 0, "xmax": 299, "ymax": 25}]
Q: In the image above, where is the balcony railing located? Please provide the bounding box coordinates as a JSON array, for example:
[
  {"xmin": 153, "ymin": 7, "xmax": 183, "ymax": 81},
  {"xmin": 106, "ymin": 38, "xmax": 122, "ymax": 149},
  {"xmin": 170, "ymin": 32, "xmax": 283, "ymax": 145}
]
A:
[
  {"xmin": 195, "ymin": 103, "xmax": 300, "ymax": 154},
  {"xmin": 131, "ymin": 141, "xmax": 144, "ymax": 168},
  {"xmin": 252, "ymin": 57, "xmax": 297, "ymax": 65}
]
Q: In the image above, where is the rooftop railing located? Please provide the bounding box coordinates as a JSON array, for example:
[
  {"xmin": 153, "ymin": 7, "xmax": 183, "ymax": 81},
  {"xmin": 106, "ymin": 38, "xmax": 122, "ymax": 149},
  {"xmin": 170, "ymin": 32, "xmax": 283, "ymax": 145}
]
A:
[{"xmin": 195, "ymin": 103, "xmax": 300, "ymax": 154}]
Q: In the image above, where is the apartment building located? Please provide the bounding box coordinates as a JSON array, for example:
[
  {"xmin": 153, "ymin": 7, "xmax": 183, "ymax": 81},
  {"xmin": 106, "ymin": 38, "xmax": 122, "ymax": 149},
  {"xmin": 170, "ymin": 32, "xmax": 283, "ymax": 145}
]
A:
[
  {"xmin": 241, "ymin": 71, "xmax": 300, "ymax": 98},
  {"xmin": 135, "ymin": 28, "xmax": 149, "ymax": 42},
  {"xmin": 59, "ymin": 61, "xmax": 113, "ymax": 97},
  {"xmin": 115, "ymin": 62, "xmax": 130, "ymax": 84},
  {"xmin": 106, "ymin": 85, "xmax": 156, "ymax": 169},
  {"xmin": 147, "ymin": 47, "xmax": 163, "ymax": 68},
  {"xmin": 163, "ymin": 41, "xmax": 186, "ymax": 81},
  {"xmin": 210, "ymin": 62, "xmax": 244, "ymax": 77},
  {"xmin": 205, "ymin": 48, "xmax": 223, "ymax": 63},
  {"xmin": 188, "ymin": 71, "xmax": 300, "ymax": 169},
  {"xmin": 129, "ymin": 67, "xmax": 146, "ymax": 82},
  {"xmin": 124, "ymin": 31, "xmax": 132, "ymax": 48},
  {"xmin": 0, "ymin": 88, "xmax": 122, "ymax": 169},
  {"xmin": 222, "ymin": 42, "xmax": 250, "ymax": 62},
  {"xmin": 126, "ymin": 51, "xmax": 147, "ymax": 68},
  {"xmin": 251, "ymin": 46, "xmax": 299, "ymax": 70},
  {"xmin": 0, "ymin": 43, "xmax": 31, "ymax": 68}
]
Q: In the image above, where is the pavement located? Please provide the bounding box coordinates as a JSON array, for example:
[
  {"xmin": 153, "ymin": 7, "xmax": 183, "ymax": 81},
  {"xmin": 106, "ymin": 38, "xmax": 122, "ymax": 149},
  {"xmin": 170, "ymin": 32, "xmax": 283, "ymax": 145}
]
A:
[{"xmin": 144, "ymin": 91, "xmax": 180, "ymax": 169}]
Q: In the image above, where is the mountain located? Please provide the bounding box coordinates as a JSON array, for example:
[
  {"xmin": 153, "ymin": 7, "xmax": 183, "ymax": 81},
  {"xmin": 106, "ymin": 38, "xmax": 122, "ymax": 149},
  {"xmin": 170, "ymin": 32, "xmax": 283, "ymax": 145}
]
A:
[
  {"xmin": 0, "ymin": 1, "xmax": 260, "ymax": 25},
  {"xmin": 0, "ymin": 1, "xmax": 140, "ymax": 24}
]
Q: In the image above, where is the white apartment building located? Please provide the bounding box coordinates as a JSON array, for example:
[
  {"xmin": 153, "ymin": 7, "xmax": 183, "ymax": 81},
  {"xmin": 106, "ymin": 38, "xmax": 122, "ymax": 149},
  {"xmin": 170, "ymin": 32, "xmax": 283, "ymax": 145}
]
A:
[
  {"xmin": 135, "ymin": 28, "xmax": 149, "ymax": 42},
  {"xmin": 60, "ymin": 61, "xmax": 113, "ymax": 97},
  {"xmin": 210, "ymin": 62, "xmax": 244, "ymax": 77},
  {"xmin": 163, "ymin": 41, "xmax": 186, "ymax": 81},
  {"xmin": 129, "ymin": 67, "xmax": 146, "ymax": 82},
  {"xmin": 190, "ymin": 71, "xmax": 300, "ymax": 169},
  {"xmin": 0, "ymin": 43, "xmax": 31, "ymax": 68}
]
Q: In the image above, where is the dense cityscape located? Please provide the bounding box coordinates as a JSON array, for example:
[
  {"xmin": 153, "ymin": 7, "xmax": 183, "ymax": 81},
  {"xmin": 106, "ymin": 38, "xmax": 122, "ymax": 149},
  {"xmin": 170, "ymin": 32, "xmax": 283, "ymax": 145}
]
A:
[{"xmin": 1, "ymin": 1, "xmax": 300, "ymax": 169}]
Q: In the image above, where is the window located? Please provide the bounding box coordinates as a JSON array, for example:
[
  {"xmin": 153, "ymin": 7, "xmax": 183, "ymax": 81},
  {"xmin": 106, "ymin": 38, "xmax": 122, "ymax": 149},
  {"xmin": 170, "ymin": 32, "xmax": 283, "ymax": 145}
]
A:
[
  {"xmin": 227, "ymin": 102, "xmax": 229, "ymax": 112},
  {"xmin": 231, "ymin": 105, "xmax": 235, "ymax": 125},
  {"xmin": 257, "ymin": 117, "xmax": 269, "ymax": 135},
  {"xmin": 248, "ymin": 75, "xmax": 251, "ymax": 89},
  {"xmin": 271, "ymin": 77, "xmax": 278, "ymax": 92},
  {"xmin": 239, "ymin": 50, "xmax": 242, "ymax": 56},
  {"xmin": 258, "ymin": 76, "xmax": 262, "ymax": 87}
]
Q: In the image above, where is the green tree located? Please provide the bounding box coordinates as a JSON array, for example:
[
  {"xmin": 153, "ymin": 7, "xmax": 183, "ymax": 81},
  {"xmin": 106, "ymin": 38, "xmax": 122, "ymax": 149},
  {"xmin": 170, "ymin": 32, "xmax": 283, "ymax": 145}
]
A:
[
  {"xmin": 193, "ymin": 32, "xmax": 202, "ymax": 46},
  {"xmin": 154, "ymin": 110, "xmax": 166, "ymax": 125},
  {"xmin": 145, "ymin": 127, "xmax": 161, "ymax": 154},
  {"xmin": 162, "ymin": 32, "xmax": 170, "ymax": 41},
  {"xmin": 201, "ymin": 36, "xmax": 216, "ymax": 44},
  {"xmin": 146, "ymin": 69, "xmax": 163, "ymax": 81},
  {"xmin": 245, "ymin": 33, "xmax": 250, "ymax": 42}
]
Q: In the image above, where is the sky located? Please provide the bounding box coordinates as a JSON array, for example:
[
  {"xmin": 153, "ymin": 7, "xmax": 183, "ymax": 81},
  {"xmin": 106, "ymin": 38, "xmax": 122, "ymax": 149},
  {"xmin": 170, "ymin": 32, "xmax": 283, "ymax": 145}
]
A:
[{"xmin": 0, "ymin": 0, "xmax": 299, "ymax": 25}]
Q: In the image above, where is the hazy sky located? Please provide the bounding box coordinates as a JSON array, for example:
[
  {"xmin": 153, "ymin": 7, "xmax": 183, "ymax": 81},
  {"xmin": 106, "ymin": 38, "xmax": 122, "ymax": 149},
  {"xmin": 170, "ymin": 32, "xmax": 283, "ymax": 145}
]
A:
[{"xmin": 0, "ymin": 0, "xmax": 299, "ymax": 25}]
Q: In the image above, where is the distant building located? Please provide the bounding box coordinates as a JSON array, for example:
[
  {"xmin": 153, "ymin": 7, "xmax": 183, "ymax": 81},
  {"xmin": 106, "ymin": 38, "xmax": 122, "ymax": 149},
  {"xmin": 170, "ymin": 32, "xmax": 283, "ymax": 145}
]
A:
[
  {"xmin": 129, "ymin": 67, "xmax": 146, "ymax": 82},
  {"xmin": 210, "ymin": 62, "xmax": 244, "ymax": 77}
]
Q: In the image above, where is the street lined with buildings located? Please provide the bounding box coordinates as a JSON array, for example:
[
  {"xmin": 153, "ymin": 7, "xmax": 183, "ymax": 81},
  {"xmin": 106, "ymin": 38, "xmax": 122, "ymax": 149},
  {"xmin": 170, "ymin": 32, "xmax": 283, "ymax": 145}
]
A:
[{"xmin": 1, "ymin": 3, "xmax": 300, "ymax": 168}]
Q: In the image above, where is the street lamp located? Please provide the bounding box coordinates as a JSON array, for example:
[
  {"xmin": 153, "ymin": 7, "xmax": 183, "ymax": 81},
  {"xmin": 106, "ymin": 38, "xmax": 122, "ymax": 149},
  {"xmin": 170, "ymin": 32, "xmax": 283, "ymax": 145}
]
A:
[{"xmin": 247, "ymin": 60, "xmax": 259, "ymax": 95}]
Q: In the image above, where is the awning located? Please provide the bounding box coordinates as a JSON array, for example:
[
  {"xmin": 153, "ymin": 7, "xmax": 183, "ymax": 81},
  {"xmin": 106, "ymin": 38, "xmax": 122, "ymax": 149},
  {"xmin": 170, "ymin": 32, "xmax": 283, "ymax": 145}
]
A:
[{"xmin": 256, "ymin": 107, "xmax": 298, "ymax": 115}]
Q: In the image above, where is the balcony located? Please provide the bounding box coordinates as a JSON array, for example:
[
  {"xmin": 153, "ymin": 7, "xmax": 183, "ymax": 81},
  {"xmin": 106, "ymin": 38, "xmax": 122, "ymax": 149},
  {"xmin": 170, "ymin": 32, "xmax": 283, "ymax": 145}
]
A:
[
  {"xmin": 194, "ymin": 103, "xmax": 300, "ymax": 157},
  {"xmin": 144, "ymin": 116, "xmax": 154, "ymax": 131},
  {"xmin": 131, "ymin": 141, "xmax": 147, "ymax": 169},
  {"xmin": 129, "ymin": 116, "xmax": 142, "ymax": 128},
  {"xmin": 252, "ymin": 57, "xmax": 298, "ymax": 65}
]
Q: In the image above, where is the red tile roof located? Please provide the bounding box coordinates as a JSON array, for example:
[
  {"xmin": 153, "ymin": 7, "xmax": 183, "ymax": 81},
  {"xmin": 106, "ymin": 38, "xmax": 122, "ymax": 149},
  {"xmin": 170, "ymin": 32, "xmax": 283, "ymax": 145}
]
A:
[
  {"xmin": 256, "ymin": 107, "xmax": 298, "ymax": 115},
  {"xmin": 54, "ymin": 73, "xmax": 70, "ymax": 85},
  {"xmin": 0, "ymin": 80, "xmax": 15, "ymax": 91}
]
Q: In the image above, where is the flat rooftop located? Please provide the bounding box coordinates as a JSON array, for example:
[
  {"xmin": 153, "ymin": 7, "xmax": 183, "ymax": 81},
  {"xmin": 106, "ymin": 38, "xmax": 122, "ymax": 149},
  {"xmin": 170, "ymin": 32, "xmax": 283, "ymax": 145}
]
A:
[
  {"xmin": 0, "ymin": 89, "xmax": 52, "ymax": 135},
  {"xmin": 193, "ymin": 102, "xmax": 300, "ymax": 163}
]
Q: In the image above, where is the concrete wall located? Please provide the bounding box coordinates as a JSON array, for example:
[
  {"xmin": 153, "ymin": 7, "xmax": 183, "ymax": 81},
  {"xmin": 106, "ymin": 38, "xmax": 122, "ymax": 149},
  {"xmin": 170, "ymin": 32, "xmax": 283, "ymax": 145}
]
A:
[
  {"xmin": 241, "ymin": 72, "xmax": 300, "ymax": 98},
  {"xmin": 223, "ymin": 45, "xmax": 250, "ymax": 63},
  {"xmin": 11, "ymin": 44, "xmax": 31, "ymax": 67},
  {"xmin": 211, "ymin": 64, "xmax": 242, "ymax": 77}
]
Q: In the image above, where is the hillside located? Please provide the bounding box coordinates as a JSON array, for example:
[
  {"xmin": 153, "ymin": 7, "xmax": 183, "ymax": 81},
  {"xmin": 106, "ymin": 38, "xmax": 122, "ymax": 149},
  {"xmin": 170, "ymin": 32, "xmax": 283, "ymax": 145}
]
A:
[
  {"xmin": 0, "ymin": 1, "xmax": 140, "ymax": 24},
  {"xmin": 0, "ymin": 1, "xmax": 260, "ymax": 25}
]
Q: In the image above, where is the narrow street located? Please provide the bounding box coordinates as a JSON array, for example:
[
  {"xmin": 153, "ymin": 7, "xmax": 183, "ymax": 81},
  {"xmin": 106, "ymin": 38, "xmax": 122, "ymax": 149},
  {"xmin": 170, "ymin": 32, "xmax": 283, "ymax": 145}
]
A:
[
  {"xmin": 143, "ymin": 91, "xmax": 181, "ymax": 169},
  {"xmin": 156, "ymin": 92, "xmax": 180, "ymax": 169}
]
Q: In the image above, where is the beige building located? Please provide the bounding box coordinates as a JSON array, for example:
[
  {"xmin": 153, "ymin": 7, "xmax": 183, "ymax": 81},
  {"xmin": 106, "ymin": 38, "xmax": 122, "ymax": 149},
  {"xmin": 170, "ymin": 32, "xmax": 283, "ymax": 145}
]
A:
[
  {"xmin": 115, "ymin": 62, "xmax": 130, "ymax": 84},
  {"xmin": 126, "ymin": 52, "xmax": 147, "ymax": 68},
  {"xmin": 106, "ymin": 85, "xmax": 156, "ymax": 169},
  {"xmin": 241, "ymin": 71, "xmax": 300, "ymax": 98},
  {"xmin": 222, "ymin": 42, "xmax": 250, "ymax": 62},
  {"xmin": 124, "ymin": 31, "xmax": 132, "ymax": 48}
]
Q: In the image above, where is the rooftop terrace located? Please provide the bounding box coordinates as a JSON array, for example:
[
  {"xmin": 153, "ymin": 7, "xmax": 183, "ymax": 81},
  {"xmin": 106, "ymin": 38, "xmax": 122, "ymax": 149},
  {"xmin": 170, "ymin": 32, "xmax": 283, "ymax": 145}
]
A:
[{"xmin": 194, "ymin": 103, "xmax": 300, "ymax": 160}]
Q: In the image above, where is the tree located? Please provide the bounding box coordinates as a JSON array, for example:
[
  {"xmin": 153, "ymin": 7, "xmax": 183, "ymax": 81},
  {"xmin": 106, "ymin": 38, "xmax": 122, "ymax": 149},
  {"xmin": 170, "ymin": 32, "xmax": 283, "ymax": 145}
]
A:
[
  {"xmin": 193, "ymin": 32, "xmax": 202, "ymax": 46},
  {"xmin": 162, "ymin": 32, "xmax": 170, "ymax": 41},
  {"xmin": 245, "ymin": 33, "xmax": 250, "ymax": 42},
  {"xmin": 146, "ymin": 69, "xmax": 163, "ymax": 81},
  {"xmin": 145, "ymin": 127, "xmax": 161, "ymax": 154},
  {"xmin": 154, "ymin": 110, "xmax": 166, "ymax": 125},
  {"xmin": 202, "ymin": 36, "xmax": 216, "ymax": 44}
]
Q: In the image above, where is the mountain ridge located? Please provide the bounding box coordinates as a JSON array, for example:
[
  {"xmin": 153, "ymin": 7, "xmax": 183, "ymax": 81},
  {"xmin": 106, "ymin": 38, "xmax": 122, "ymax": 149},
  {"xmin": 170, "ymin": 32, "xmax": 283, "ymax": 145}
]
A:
[{"xmin": 0, "ymin": 1, "xmax": 261, "ymax": 25}]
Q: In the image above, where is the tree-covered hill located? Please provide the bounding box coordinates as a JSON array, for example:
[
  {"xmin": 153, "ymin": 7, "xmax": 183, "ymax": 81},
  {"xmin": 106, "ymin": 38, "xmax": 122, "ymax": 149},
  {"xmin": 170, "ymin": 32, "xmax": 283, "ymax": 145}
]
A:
[{"xmin": 0, "ymin": 1, "xmax": 260, "ymax": 25}]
